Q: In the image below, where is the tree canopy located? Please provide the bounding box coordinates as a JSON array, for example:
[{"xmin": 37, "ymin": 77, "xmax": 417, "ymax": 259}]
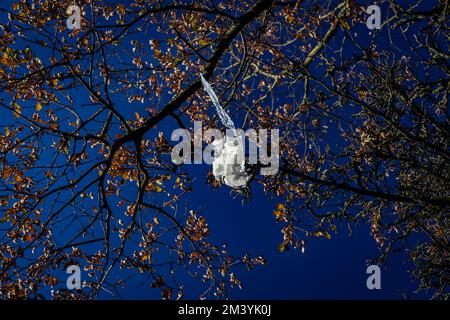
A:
[{"xmin": 0, "ymin": 0, "xmax": 448, "ymax": 299}]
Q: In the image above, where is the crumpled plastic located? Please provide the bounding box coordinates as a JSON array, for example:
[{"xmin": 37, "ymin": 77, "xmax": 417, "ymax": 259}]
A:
[
  {"xmin": 201, "ymin": 74, "xmax": 249, "ymax": 188},
  {"xmin": 211, "ymin": 135, "xmax": 249, "ymax": 188}
]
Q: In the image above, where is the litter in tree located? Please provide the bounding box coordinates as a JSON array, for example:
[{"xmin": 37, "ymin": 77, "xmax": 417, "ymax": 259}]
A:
[{"xmin": 200, "ymin": 74, "xmax": 250, "ymax": 188}]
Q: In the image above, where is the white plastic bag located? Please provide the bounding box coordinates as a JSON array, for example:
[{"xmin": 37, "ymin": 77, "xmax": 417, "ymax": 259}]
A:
[
  {"xmin": 211, "ymin": 135, "xmax": 249, "ymax": 188},
  {"xmin": 201, "ymin": 74, "xmax": 249, "ymax": 188}
]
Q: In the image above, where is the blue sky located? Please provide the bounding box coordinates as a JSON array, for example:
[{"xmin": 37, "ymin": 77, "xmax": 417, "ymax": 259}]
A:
[{"xmin": 112, "ymin": 174, "xmax": 423, "ymax": 300}]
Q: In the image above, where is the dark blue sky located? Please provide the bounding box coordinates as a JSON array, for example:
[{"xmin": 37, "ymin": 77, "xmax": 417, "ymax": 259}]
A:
[{"xmin": 112, "ymin": 174, "xmax": 423, "ymax": 300}]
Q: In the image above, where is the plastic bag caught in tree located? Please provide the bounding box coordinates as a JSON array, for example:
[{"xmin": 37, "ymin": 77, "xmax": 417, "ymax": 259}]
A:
[{"xmin": 201, "ymin": 74, "xmax": 249, "ymax": 188}]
